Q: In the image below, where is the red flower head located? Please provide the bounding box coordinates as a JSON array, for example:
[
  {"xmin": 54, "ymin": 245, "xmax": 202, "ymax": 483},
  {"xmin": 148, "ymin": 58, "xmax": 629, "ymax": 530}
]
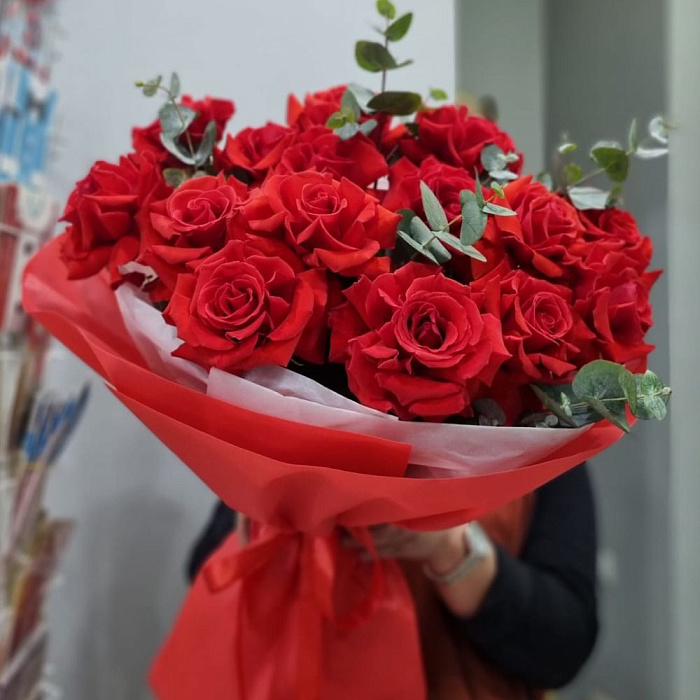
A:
[
  {"xmin": 132, "ymin": 95, "xmax": 235, "ymax": 162},
  {"xmin": 383, "ymin": 155, "xmax": 477, "ymax": 224},
  {"xmin": 476, "ymin": 177, "xmax": 587, "ymax": 282},
  {"xmin": 286, "ymin": 85, "xmax": 346, "ymax": 131},
  {"xmin": 139, "ymin": 174, "xmax": 249, "ymax": 299},
  {"xmin": 231, "ymin": 170, "xmax": 400, "ymax": 278},
  {"xmin": 164, "ymin": 238, "xmax": 326, "ymax": 371},
  {"xmin": 330, "ymin": 263, "xmax": 509, "ymax": 421},
  {"xmin": 475, "ymin": 268, "xmax": 596, "ymax": 384},
  {"xmin": 400, "ymin": 105, "xmax": 522, "ymax": 176},
  {"xmin": 61, "ymin": 151, "xmax": 171, "ymax": 285},
  {"xmin": 274, "ymin": 126, "xmax": 388, "ymax": 189},
  {"xmin": 222, "ymin": 122, "xmax": 297, "ymax": 183}
]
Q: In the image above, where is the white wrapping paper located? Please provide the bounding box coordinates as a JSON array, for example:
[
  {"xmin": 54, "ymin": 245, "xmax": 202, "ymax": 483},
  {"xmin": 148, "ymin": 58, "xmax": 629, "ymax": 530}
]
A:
[{"xmin": 115, "ymin": 285, "xmax": 592, "ymax": 478}]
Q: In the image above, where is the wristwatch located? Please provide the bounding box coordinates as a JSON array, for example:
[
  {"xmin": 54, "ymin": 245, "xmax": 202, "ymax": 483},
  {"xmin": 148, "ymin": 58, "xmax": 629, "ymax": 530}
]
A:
[{"xmin": 422, "ymin": 522, "xmax": 493, "ymax": 586}]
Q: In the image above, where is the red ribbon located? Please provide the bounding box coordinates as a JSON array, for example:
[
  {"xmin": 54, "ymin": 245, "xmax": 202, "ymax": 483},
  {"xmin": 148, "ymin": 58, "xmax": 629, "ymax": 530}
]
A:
[{"xmin": 203, "ymin": 526, "xmax": 385, "ymax": 700}]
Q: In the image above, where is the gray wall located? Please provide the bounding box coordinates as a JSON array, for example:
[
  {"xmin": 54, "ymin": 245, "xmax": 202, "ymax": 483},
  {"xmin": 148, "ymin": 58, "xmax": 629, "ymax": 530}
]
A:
[{"xmin": 546, "ymin": 2, "xmax": 671, "ymax": 698}]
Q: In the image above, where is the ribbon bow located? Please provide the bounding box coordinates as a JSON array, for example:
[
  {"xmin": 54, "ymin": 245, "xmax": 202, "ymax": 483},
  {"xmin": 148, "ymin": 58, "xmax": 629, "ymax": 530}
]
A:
[{"xmin": 203, "ymin": 525, "xmax": 385, "ymax": 700}]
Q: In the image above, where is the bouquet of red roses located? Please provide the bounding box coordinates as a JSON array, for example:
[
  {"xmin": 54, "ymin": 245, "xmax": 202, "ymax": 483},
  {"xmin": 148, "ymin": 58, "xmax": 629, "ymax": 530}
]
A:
[{"xmin": 22, "ymin": 3, "xmax": 670, "ymax": 698}]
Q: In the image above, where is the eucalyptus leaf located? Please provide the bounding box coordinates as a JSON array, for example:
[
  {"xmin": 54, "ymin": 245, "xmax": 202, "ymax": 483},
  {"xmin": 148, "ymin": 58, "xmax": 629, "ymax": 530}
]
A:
[
  {"xmin": 159, "ymin": 103, "xmax": 197, "ymax": 138},
  {"xmin": 491, "ymin": 182, "xmax": 505, "ymax": 199},
  {"xmin": 341, "ymin": 89, "xmax": 361, "ymax": 120},
  {"xmin": 473, "ymin": 399, "xmax": 506, "ymax": 427},
  {"xmin": 489, "ymin": 169, "xmax": 518, "ymax": 181},
  {"xmin": 568, "ymin": 186, "xmax": 610, "ymax": 211},
  {"xmin": 359, "ymin": 119, "xmax": 379, "ymax": 136},
  {"xmin": 194, "ymin": 120, "xmax": 217, "ymax": 167},
  {"xmin": 459, "ymin": 189, "xmax": 487, "ymax": 245},
  {"xmin": 385, "ymin": 13, "xmax": 413, "ymax": 41},
  {"xmin": 336, "ymin": 122, "xmax": 360, "ymax": 140},
  {"xmin": 481, "ymin": 144, "xmax": 507, "ymax": 173},
  {"xmin": 482, "ymin": 202, "xmax": 516, "ymax": 217},
  {"xmin": 590, "ymin": 141, "xmax": 629, "ymax": 182},
  {"xmin": 355, "ymin": 41, "xmax": 399, "ymax": 72},
  {"xmin": 531, "ymin": 384, "xmax": 580, "ymax": 428},
  {"xmin": 160, "ymin": 132, "xmax": 197, "ymax": 165},
  {"xmin": 635, "ymin": 144, "xmax": 669, "ymax": 160},
  {"xmin": 141, "ymin": 75, "xmax": 162, "ymax": 97},
  {"xmin": 326, "ymin": 112, "xmax": 347, "ymax": 129},
  {"xmin": 475, "ymin": 175, "xmax": 486, "ymax": 208},
  {"xmin": 628, "ymin": 117, "xmax": 639, "ymax": 151},
  {"xmin": 409, "ymin": 217, "xmax": 452, "ymax": 264},
  {"xmin": 432, "ymin": 228, "xmax": 486, "ymax": 262},
  {"xmin": 429, "ymin": 87, "xmax": 448, "ymax": 101},
  {"xmin": 169, "ymin": 73, "xmax": 180, "ymax": 99},
  {"xmin": 347, "ymin": 83, "xmax": 376, "ymax": 112},
  {"xmin": 376, "ymin": 0, "xmax": 396, "ymax": 19},
  {"xmin": 649, "ymin": 116, "xmax": 672, "ymax": 145},
  {"xmin": 558, "ymin": 142, "xmax": 578, "ymax": 155},
  {"xmin": 420, "ymin": 181, "xmax": 449, "ymax": 231},
  {"xmin": 572, "ymin": 360, "xmax": 632, "ymax": 433},
  {"xmin": 632, "ymin": 370, "xmax": 671, "ymax": 420},
  {"xmin": 565, "ymin": 163, "xmax": 583, "ymax": 185},
  {"xmin": 367, "ymin": 91, "xmax": 422, "ymax": 115},
  {"xmin": 397, "ymin": 229, "xmax": 439, "ymax": 264},
  {"xmin": 536, "ymin": 171, "xmax": 553, "ymax": 190},
  {"xmin": 163, "ymin": 168, "xmax": 189, "ymax": 188}
]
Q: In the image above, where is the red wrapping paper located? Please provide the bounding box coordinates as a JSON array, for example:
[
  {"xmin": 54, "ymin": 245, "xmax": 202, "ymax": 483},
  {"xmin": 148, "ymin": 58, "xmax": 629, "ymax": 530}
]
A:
[{"xmin": 23, "ymin": 234, "xmax": 627, "ymax": 699}]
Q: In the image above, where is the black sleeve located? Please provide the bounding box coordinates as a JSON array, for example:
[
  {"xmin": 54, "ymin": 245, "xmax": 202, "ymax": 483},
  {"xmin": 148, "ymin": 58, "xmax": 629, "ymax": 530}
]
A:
[
  {"xmin": 186, "ymin": 502, "xmax": 237, "ymax": 582},
  {"xmin": 455, "ymin": 464, "xmax": 598, "ymax": 689}
]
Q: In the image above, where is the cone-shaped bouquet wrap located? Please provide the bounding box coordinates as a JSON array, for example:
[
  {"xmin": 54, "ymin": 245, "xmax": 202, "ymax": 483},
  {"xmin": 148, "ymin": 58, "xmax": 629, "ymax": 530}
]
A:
[{"xmin": 23, "ymin": 9, "xmax": 672, "ymax": 696}]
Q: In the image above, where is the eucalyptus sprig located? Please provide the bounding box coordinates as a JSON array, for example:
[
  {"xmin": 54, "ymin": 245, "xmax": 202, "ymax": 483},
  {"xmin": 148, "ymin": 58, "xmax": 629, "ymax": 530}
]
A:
[
  {"xmin": 532, "ymin": 360, "xmax": 671, "ymax": 433},
  {"xmin": 547, "ymin": 116, "xmax": 673, "ymax": 210},
  {"xmin": 136, "ymin": 72, "xmax": 218, "ymax": 176},
  {"xmin": 394, "ymin": 178, "xmax": 516, "ymax": 266}
]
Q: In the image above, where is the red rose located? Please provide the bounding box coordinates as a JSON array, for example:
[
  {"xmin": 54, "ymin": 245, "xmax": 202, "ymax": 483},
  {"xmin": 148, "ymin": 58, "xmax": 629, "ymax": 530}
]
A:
[
  {"xmin": 479, "ymin": 269, "xmax": 595, "ymax": 384},
  {"xmin": 286, "ymin": 85, "xmax": 346, "ymax": 130},
  {"xmin": 164, "ymin": 238, "xmax": 325, "ymax": 371},
  {"xmin": 61, "ymin": 151, "xmax": 171, "ymax": 285},
  {"xmin": 132, "ymin": 95, "xmax": 235, "ymax": 162},
  {"xmin": 231, "ymin": 170, "xmax": 399, "ymax": 278},
  {"xmin": 331, "ymin": 263, "xmax": 509, "ymax": 420},
  {"xmin": 383, "ymin": 155, "xmax": 476, "ymax": 223},
  {"xmin": 574, "ymin": 251, "xmax": 659, "ymax": 368},
  {"xmin": 576, "ymin": 207, "xmax": 653, "ymax": 275},
  {"xmin": 139, "ymin": 174, "xmax": 249, "ymax": 297},
  {"xmin": 222, "ymin": 122, "xmax": 296, "ymax": 183},
  {"xmin": 274, "ymin": 126, "xmax": 388, "ymax": 189},
  {"xmin": 400, "ymin": 105, "xmax": 522, "ymax": 175},
  {"xmin": 477, "ymin": 177, "xmax": 586, "ymax": 281}
]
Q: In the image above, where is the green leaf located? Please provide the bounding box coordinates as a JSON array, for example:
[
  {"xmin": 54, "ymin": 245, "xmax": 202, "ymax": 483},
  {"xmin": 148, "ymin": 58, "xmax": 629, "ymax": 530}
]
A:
[
  {"xmin": 568, "ymin": 186, "xmax": 610, "ymax": 211},
  {"xmin": 481, "ymin": 144, "xmax": 507, "ymax": 173},
  {"xmin": 531, "ymin": 384, "xmax": 580, "ymax": 428},
  {"xmin": 565, "ymin": 163, "xmax": 583, "ymax": 185},
  {"xmin": 376, "ymin": 0, "xmax": 396, "ymax": 19},
  {"xmin": 608, "ymin": 184, "xmax": 624, "ymax": 206},
  {"xmin": 432, "ymin": 228, "xmax": 487, "ymax": 262},
  {"xmin": 341, "ymin": 89, "xmax": 361, "ymax": 120},
  {"xmin": 194, "ymin": 120, "xmax": 217, "ymax": 167},
  {"xmin": 169, "ymin": 72, "xmax": 180, "ymax": 99},
  {"xmin": 160, "ymin": 132, "xmax": 197, "ymax": 165},
  {"xmin": 359, "ymin": 119, "xmax": 379, "ymax": 136},
  {"xmin": 163, "ymin": 168, "xmax": 189, "ymax": 188},
  {"xmin": 367, "ymin": 91, "xmax": 422, "ymax": 116},
  {"xmin": 459, "ymin": 190, "xmax": 487, "ymax": 246},
  {"xmin": 429, "ymin": 87, "xmax": 448, "ymax": 101},
  {"xmin": 326, "ymin": 111, "xmax": 347, "ymax": 129},
  {"xmin": 347, "ymin": 83, "xmax": 376, "ymax": 113},
  {"xmin": 482, "ymin": 202, "xmax": 516, "ymax": 217},
  {"xmin": 536, "ymin": 171, "xmax": 554, "ymax": 190},
  {"xmin": 590, "ymin": 141, "xmax": 630, "ymax": 182},
  {"xmin": 398, "ymin": 229, "xmax": 439, "ymax": 264},
  {"xmin": 628, "ymin": 118, "xmax": 639, "ymax": 151},
  {"xmin": 489, "ymin": 169, "xmax": 518, "ymax": 181},
  {"xmin": 649, "ymin": 116, "xmax": 672, "ymax": 145},
  {"xmin": 491, "ymin": 182, "xmax": 505, "ymax": 199},
  {"xmin": 140, "ymin": 75, "xmax": 162, "ymax": 97},
  {"xmin": 385, "ymin": 13, "xmax": 413, "ymax": 41},
  {"xmin": 420, "ymin": 181, "xmax": 449, "ymax": 231},
  {"xmin": 336, "ymin": 122, "xmax": 360, "ymax": 140},
  {"xmin": 409, "ymin": 217, "xmax": 452, "ymax": 264},
  {"xmin": 632, "ymin": 370, "xmax": 671, "ymax": 420},
  {"xmin": 475, "ymin": 175, "xmax": 486, "ymax": 208},
  {"xmin": 558, "ymin": 142, "xmax": 578, "ymax": 155},
  {"xmin": 159, "ymin": 103, "xmax": 197, "ymax": 138},
  {"xmin": 635, "ymin": 144, "xmax": 669, "ymax": 160},
  {"xmin": 572, "ymin": 360, "xmax": 632, "ymax": 432},
  {"xmin": 355, "ymin": 41, "xmax": 400, "ymax": 72}
]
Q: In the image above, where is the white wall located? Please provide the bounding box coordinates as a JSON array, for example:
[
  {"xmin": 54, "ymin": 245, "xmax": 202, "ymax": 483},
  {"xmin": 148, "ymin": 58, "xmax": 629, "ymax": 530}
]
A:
[{"xmin": 45, "ymin": 1, "xmax": 455, "ymax": 698}]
